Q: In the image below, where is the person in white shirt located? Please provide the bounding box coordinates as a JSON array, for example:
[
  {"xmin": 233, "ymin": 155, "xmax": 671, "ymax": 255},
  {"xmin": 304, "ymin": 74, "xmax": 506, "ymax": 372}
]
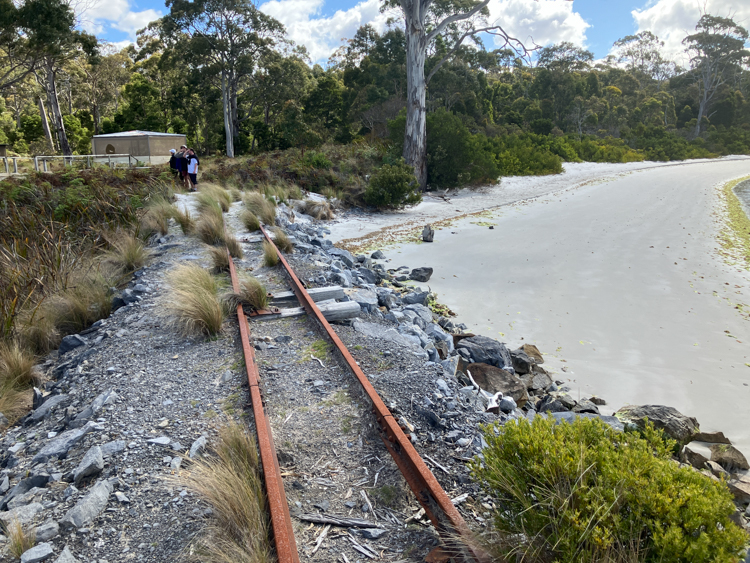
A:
[{"xmin": 186, "ymin": 149, "xmax": 200, "ymax": 191}]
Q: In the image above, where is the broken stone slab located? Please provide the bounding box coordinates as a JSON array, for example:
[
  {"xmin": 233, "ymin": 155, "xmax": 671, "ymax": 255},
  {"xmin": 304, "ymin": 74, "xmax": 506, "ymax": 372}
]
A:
[
  {"xmin": 345, "ymin": 288, "xmax": 379, "ymax": 312},
  {"xmin": 614, "ymin": 405, "xmax": 698, "ymax": 445},
  {"xmin": 421, "ymin": 225, "xmax": 434, "ymax": 242},
  {"xmin": 359, "ymin": 528, "xmax": 387, "ymax": 540},
  {"xmin": 519, "ymin": 343, "xmax": 543, "ymax": 364},
  {"xmin": 147, "ymin": 436, "xmax": 171, "ymax": 447},
  {"xmin": 59, "ymin": 479, "xmax": 113, "ymax": 531},
  {"xmin": 710, "ymin": 444, "xmax": 749, "ymax": 472},
  {"xmin": 520, "ymin": 370, "xmax": 553, "ymax": 392},
  {"xmin": 0, "ymin": 502, "xmax": 44, "ymax": 526},
  {"xmin": 727, "ymin": 474, "xmax": 750, "ymax": 503},
  {"xmin": 32, "ymin": 422, "xmax": 100, "ymax": 464},
  {"xmin": 7, "ymin": 487, "xmax": 47, "ymax": 510},
  {"xmin": 510, "ymin": 349, "xmax": 533, "ymax": 375},
  {"xmin": 572, "ymin": 399, "xmax": 600, "ymax": 415},
  {"xmin": 1, "ymin": 472, "xmax": 51, "ymax": 510},
  {"xmin": 547, "ymin": 412, "xmax": 624, "ymax": 432},
  {"xmin": 100, "ymin": 440, "xmax": 126, "ymax": 458},
  {"xmin": 694, "ymin": 431, "xmax": 732, "ymax": 444},
  {"xmin": 53, "ymin": 547, "xmax": 79, "ymax": 563},
  {"xmin": 371, "ymin": 250, "xmax": 385, "ymax": 260},
  {"xmin": 681, "ymin": 442, "xmax": 711, "ymax": 469},
  {"xmin": 410, "ymin": 267, "xmax": 433, "ymax": 282},
  {"xmin": 189, "ymin": 436, "xmax": 207, "ymax": 459},
  {"xmin": 58, "ymin": 335, "xmax": 86, "ymax": 355},
  {"xmin": 328, "ymin": 248, "xmax": 355, "ymax": 268},
  {"xmin": 35, "ymin": 520, "xmax": 59, "ymax": 542},
  {"xmin": 69, "ymin": 389, "xmax": 117, "ymax": 427},
  {"xmin": 72, "ymin": 446, "xmax": 104, "ymax": 487},
  {"xmin": 20, "ymin": 542, "xmax": 54, "ymax": 563},
  {"xmin": 465, "ymin": 363, "xmax": 527, "ymax": 408},
  {"xmin": 30, "ymin": 394, "xmax": 70, "ymax": 422}
]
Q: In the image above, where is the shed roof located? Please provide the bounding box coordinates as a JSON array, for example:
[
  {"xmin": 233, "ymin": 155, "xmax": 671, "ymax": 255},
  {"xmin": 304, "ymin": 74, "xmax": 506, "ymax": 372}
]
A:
[{"xmin": 93, "ymin": 130, "xmax": 185, "ymax": 138}]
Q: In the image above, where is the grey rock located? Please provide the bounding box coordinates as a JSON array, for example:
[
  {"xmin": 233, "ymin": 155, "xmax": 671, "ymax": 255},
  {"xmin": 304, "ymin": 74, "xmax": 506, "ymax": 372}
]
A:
[
  {"xmin": 146, "ymin": 437, "xmax": 171, "ymax": 447},
  {"xmin": 357, "ymin": 267, "xmax": 378, "ymax": 285},
  {"xmin": 170, "ymin": 457, "xmax": 182, "ymax": 470},
  {"xmin": 7, "ymin": 487, "xmax": 47, "ymax": 509},
  {"xmin": 189, "ymin": 436, "xmax": 207, "ymax": 459},
  {"xmin": 457, "ymin": 336, "xmax": 512, "ymax": 371},
  {"xmin": 557, "ymin": 394, "xmax": 576, "ymax": 410},
  {"xmin": 590, "ymin": 396, "xmax": 607, "ymax": 406},
  {"xmin": 498, "ymin": 396, "xmax": 517, "ymax": 413},
  {"xmin": 59, "ymin": 335, "xmax": 86, "ymax": 355},
  {"xmin": 694, "ymin": 431, "xmax": 732, "ymax": 444},
  {"xmin": 681, "ymin": 442, "xmax": 710, "ymax": 469},
  {"xmin": 615, "ymin": 405, "xmax": 698, "ymax": 444},
  {"xmin": 441, "ymin": 357, "xmax": 459, "ymax": 377},
  {"xmin": 436, "ymin": 378, "xmax": 452, "ymax": 396},
  {"xmin": 572, "ymin": 399, "xmax": 600, "ymax": 415},
  {"xmin": 520, "ymin": 371, "xmax": 553, "ymax": 392},
  {"xmin": 359, "ymin": 528, "xmax": 387, "ymax": 540},
  {"xmin": 30, "ymin": 394, "xmax": 70, "ymax": 422},
  {"xmin": 114, "ymin": 491, "xmax": 130, "ymax": 504},
  {"xmin": 1, "ymin": 473, "xmax": 52, "ymax": 510},
  {"xmin": 328, "ymin": 248, "xmax": 355, "ymax": 268},
  {"xmin": 371, "ymin": 250, "xmax": 385, "ymax": 260},
  {"xmin": 378, "ymin": 293, "xmax": 399, "ymax": 310},
  {"xmin": 0, "ymin": 502, "xmax": 44, "ymax": 526},
  {"xmin": 53, "ymin": 547, "xmax": 79, "ymax": 563},
  {"xmin": 0, "ymin": 474, "xmax": 8, "ymax": 494},
  {"xmin": 465, "ymin": 363, "xmax": 528, "ymax": 408},
  {"xmin": 313, "ymin": 500, "xmax": 330, "ymax": 511},
  {"xmin": 421, "ymin": 225, "xmax": 434, "ymax": 243},
  {"xmin": 59, "ymin": 479, "xmax": 113, "ymax": 530},
  {"xmin": 72, "ymin": 446, "xmax": 104, "ymax": 486},
  {"xmin": 538, "ymin": 398, "xmax": 568, "ymax": 413},
  {"xmin": 509, "ymin": 349, "xmax": 533, "ymax": 375},
  {"xmin": 62, "ymin": 485, "xmax": 78, "ymax": 500},
  {"xmin": 347, "ymin": 288, "xmax": 379, "ymax": 312},
  {"xmin": 70, "ymin": 389, "xmax": 116, "ymax": 426},
  {"xmin": 100, "ymin": 440, "xmax": 126, "ymax": 458},
  {"xmin": 710, "ymin": 444, "xmax": 749, "ymax": 471},
  {"xmin": 445, "ymin": 430, "xmax": 463, "ymax": 442},
  {"xmin": 35, "ymin": 521, "xmax": 59, "ymax": 542},
  {"xmin": 20, "ymin": 543, "xmax": 54, "ymax": 563},
  {"xmin": 409, "ymin": 267, "xmax": 433, "ymax": 282},
  {"xmin": 0, "ymin": 412, "xmax": 7, "ymax": 428},
  {"xmin": 310, "ymin": 238, "xmax": 333, "ymax": 250},
  {"xmin": 549, "ymin": 412, "xmax": 624, "ymax": 432}
]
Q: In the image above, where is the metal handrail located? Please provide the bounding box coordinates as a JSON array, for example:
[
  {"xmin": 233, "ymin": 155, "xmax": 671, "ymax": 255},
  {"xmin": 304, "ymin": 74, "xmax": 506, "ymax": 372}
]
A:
[{"xmin": 33, "ymin": 154, "xmax": 142, "ymax": 171}]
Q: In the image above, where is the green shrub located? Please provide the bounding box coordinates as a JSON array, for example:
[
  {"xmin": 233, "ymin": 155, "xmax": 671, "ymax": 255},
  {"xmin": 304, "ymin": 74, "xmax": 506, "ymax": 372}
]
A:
[
  {"xmin": 363, "ymin": 160, "xmax": 421, "ymax": 209},
  {"xmin": 471, "ymin": 416, "xmax": 747, "ymax": 563},
  {"xmin": 303, "ymin": 151, "xmax": 332, "ymax": 170}
]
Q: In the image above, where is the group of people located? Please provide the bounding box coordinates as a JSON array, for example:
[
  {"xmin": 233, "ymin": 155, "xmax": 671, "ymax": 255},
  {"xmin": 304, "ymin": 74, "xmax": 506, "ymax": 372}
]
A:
[{"xmin": 169, "ymin": 145, "xmax": 200, "ymax": 191}]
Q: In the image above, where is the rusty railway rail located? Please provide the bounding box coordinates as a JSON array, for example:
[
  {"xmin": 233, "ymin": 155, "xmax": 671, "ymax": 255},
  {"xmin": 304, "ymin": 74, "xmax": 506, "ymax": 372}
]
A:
[{"xmin": 256, "ymin": 225, "xmax": 487, "ymax": 563}]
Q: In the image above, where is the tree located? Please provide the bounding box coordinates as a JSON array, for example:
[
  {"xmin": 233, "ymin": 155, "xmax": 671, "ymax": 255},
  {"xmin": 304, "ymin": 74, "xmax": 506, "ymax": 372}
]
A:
[
  {"xmin": 536, "ymin": 41, "xmax": 593, "ymax": 72},
  {"xmin": 161, "ymin": 0, "xmax": 284, "ymax": 157},
  {"xmin": 683, "ymin": 14, "xmax": 750, "ymax": 138},
  {"xmin": 613, "ymin": 31, "xmax": 678, "ymax": 83},
  {"xmin": 389, "ymin": 0, "xmax": 531, "ymax": 190}
]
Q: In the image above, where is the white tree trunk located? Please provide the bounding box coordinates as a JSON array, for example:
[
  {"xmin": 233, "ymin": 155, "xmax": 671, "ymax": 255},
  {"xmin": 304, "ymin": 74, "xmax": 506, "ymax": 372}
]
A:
[
  {"xmin": 38, "ymin": 97, "xmax": 55, "ymax": 152},
  {"xmin": 43, "ymin": 61, "xmax": 71, "ymax": 156},
  {"xmin": 404, "ymin": 23, "xmax": 427, "ymax": 190},
  {"xmin": 221, "ymin": 70, "xmax": 234, "ymax": 158}
]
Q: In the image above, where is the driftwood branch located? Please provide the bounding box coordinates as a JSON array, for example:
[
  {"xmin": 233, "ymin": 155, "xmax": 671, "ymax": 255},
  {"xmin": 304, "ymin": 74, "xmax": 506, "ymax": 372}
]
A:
[{"xmin": 295, "ymin": 513, "xmax": 383, "ymax": 529}]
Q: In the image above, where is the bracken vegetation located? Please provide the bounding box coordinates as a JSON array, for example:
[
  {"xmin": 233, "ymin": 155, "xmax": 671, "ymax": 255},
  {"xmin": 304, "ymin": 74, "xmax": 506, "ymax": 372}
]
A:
[{"xmin": 471, "ymin": 416, "xmax": 748, "ymax": 563}]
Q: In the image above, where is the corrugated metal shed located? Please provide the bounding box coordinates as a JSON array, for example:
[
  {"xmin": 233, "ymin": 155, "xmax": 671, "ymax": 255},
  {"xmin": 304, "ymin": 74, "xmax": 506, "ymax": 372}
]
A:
[{"xmin": 92, "ymin": 131, "xmax": 187, "ymax": 164}]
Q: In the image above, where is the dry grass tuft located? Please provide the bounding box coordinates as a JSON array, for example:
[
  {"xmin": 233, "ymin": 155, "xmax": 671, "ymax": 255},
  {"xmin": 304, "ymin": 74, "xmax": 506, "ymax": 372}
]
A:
[
  {"xmin": 272, "ymin": 228, "xmax": 293, "ymax": 254},
  {"xmin": 224, "ymin": 233, "xmax": 244, "ymax": 259},
  {"xmin": 173, "ymin": 206, "xmax": 195, "ymax": 235},
  {"xmin": 104, "ymin": 232, "xmax": 151, "ymax": 274},
  {"xmin": 0, "ymin": 341, "xmax": 41, "ymax": 389},
  {"xmin": 141, "ymin": 197, "xmax": 174, "ymax": 236},
  {"xmin": 0, "ymin": 386, "xmax": 32, "ymax": 425},
  {"xmin": 229, "ymin": 187, "xmax": 242, "ymax": 202},
  {"xmin": 4, "ymin": 518, "xmax": 36, "ymax": 558},
  {"xmin": 296, "ymin": 199, "xmax": 334, "ymax": 220},
  {"xmin": 240, "ymin": 209, "xmax": 260, "ymax": 232},
  {"xmin": 262, "ymin": 240, "xmax": 279, "ymax": 267},
  {"xmin": 165, "ymin": 265, "xmax": 226, "ymax": 336},
  {"xmin": 244, "ymin": 193, "xmax": 276, "ymax": 225},
  {"xmin": 196, "ymin": 208, "xmax": 226, "ymax": 246},
  {"xmin": 183, "ymin": 423, "xmax": 273, "ymax": 563},
  {"xmin": 209, "ymin": 246, "xmax": 231, "ymax": 273},
  {"xmin": 198, "ymin": 184, "xmax": 232, "ymax": 212},
  {"xmin": 44, "ymin": 275, "xmax": 112, "ymax": 336},
  {"xmin": 223, "ymin": 275, "xmax": 268, "ymax": 312},
  {"xmin": 17, "ymin": 309, "xmax": 60, "ymax": 356}
]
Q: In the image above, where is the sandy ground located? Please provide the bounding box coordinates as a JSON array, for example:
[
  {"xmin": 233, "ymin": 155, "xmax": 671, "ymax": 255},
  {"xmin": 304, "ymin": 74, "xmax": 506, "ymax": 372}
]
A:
[{"xmin": 334, "ymin": 157, "xmax": 750, "ymax": 453}]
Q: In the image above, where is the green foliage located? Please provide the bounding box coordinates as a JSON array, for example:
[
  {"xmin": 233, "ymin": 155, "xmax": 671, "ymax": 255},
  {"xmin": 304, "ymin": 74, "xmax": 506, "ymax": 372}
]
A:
[
  {"xmin": 303, "ymin": 151, "xmax": 332, "ymax": 169},
  {"xmin": 471, "ymin": 416, "xmax": 747, "ymax": 563},
  {"xmin": 364, "ymin": 159, "xmax": 421, "ymax": 208}
]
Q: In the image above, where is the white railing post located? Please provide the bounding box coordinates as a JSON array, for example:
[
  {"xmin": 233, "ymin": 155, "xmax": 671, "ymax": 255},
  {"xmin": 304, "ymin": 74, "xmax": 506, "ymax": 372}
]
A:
[{"xmin": 12, "ymin": 158, "xmax": 17, "ymax": 174}]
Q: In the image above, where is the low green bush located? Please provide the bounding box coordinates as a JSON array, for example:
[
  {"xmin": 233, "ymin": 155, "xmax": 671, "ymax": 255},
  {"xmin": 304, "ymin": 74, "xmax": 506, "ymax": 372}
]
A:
[
  {"xmin": 363, "ymin": 160, "xmax": 421, "ymax": 208},
  {"xmin": 471, "ymin": 416, "xmax": 747, "ymax": 563}
]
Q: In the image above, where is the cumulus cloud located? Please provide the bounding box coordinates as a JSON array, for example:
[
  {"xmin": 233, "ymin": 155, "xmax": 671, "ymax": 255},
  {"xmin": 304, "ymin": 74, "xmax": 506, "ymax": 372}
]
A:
[
  {"xmin": 631, "ymin": 0, "xmax": 750, "ymax": 63},
  {"xmin": 485, "ymin": 0, "xmax": 590, "ymax": 49},
  {"xmin": 77, "ymin": 0, "xmax": 162, "ymax": 40},
  {"xmin": 260, "ymin": 0, "xmax": 392, "ymax": 63}
]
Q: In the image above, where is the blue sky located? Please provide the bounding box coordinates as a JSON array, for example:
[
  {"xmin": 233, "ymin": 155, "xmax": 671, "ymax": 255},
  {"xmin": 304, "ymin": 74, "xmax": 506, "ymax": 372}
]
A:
[{"xmin": 85, "ymin": 0, "xmax": 749, "ymax": 65}]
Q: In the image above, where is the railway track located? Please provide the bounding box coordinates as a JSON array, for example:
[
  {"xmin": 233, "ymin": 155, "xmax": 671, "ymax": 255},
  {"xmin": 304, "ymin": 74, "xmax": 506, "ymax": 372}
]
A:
[{"xmin": 226, "ymin": 225, "xmax": 487, "ymax": 563}]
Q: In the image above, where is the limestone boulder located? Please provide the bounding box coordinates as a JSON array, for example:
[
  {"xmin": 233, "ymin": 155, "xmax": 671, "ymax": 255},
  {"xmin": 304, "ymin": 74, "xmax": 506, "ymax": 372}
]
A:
[
  {"xmin": 710, "ymin": 444, "xmax": 749, "ymax": 472},
  {"xmin": 614, "ymin": 405, "xmax": 698, "ymax": 444},
  {"xmin": 464, "ymin": 363, "xmax": 527, "ymax": 408}
]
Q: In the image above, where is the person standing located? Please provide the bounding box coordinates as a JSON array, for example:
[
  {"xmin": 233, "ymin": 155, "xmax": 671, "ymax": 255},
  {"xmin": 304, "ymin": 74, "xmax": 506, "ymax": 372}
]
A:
[
  {"xmin": 168, "ymin": 149, "xmax": 178, "ymax": 177},
  {"xmin": 176, "ymin": 145, "xmax": 189, "ymax": 189},
  {"xmin": 186, "ymin": 148, "xmax": 200, "ymax": 191}
]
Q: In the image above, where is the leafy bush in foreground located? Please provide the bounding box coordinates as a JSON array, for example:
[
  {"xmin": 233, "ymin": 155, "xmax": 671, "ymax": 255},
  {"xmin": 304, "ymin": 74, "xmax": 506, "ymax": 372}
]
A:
[
  {"xmin": 471, "ymin": 416, "xmax": 747, "ymax": 563},
  {"xmin": 364, "ymin": 160, "xmax": 421, "ymax": 208}
]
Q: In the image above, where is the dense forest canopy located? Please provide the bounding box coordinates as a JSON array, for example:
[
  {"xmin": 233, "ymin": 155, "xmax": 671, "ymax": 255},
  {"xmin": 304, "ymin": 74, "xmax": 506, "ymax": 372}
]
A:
[{"xmin": 1, "ymin": 0, "xmax": 749, "ymax": 189}]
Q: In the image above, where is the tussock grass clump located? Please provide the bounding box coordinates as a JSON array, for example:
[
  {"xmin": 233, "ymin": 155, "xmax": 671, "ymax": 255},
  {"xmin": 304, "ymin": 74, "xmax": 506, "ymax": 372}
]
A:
[
  {"xmin": 224, "ymin": 233, "xmax": 244, "ymax": 259},
  {"xmin": 17, "ymin": 311, "xmax": 59, "ymax": 356},
  {"xmin": 223, "ymin": 275, "xmax": 268, "ymax": 312},
  {"xmin": 141, "ymin": 197, "xmax": 174, "ymax": 236},
  {"xmin": 165, "ymin": 264, "xmax": 226, "ymax": 336},
  {"xmin": 471, "ymin": 416, "xmax": 747, "ymax": 563},
  {"xmin": 0, "ymin": 341, "xmax": 41, "ymax": 389},
  {"xmin": 296, "ymin": 199, "xmax": 334, "ymax": 220},
  {"xmin": 44, "ymin": 274, "xmax": 112, "ymax": 336},
  {"xmin": 198, "ymin": 184, "xmax": 232, "ymax": 213},
  {"xmin": 272, "ymin": 228, "xmax": 293, "ymax": 254},
  {"xmin": 196, "ymin": 208, "xmax": 226, "ymax": 246},
  {"xmin": 229, "ymin": 187, "xmax": 242, "ymax": 202},
  {"xmin": 173, "ymin": 206, "xmax": 195, "ymax": 235},
  {"xmin": 262, "ymin": 240, "xmax": 279, "ymax": 267},
  {"xmin": 244, "ymin": 193, "xmax": 276, "ymax": 225},
  {"xmin": 4, "ymin": 519, "xmax": 36, "ymax": 558},
  {"xmin": 209, "ymin": 246, "xmax": 231, "ymax": 273},
  {"xmin": 183, "ymin": 423, "xmax": 273, "ymax": 563},
  {"xmin": 240, "ymin": 209, "xmax": 260, "ymax": 232},
  {"xmin": 104, "ymin": 232, "xmax": 151, "ymax": 274}
]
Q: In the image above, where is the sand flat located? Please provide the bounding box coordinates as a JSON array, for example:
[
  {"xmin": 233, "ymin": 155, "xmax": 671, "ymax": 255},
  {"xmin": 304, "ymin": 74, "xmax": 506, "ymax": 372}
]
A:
[{"xmin": 340, "ymin": 157, "xmax": 750, "ymax": 452}]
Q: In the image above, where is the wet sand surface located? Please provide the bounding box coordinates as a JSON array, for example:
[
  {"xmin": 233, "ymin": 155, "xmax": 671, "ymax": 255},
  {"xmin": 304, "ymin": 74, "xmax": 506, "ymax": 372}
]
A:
[{"xmin": 355, "ymin": 159, "xmax": 750, "ymax": 451}]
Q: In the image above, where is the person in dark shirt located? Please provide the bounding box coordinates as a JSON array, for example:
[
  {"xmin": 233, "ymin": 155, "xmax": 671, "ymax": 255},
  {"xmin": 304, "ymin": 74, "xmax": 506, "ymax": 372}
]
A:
[
  {"xmin": 175, "ymin": 145, "xmax": 189, "ymax": 189},
  {"xmin": 168, "ymin": 149, "xmax": 178, "ymax": 176}
]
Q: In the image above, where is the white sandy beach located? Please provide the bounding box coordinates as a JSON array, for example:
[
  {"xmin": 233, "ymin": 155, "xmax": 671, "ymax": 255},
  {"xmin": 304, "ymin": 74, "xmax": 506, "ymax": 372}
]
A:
[{"xmin": 333, "ymin": 157, "xmax": 750, "ymax": 452}]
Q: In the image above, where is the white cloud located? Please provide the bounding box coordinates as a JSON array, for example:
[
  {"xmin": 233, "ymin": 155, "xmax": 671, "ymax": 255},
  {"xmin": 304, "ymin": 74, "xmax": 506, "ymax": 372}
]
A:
[
  {"xmin": 260, "ymin": 0, "xmax": 391, "ymax": 63},
  {"xmin": 77, "ymin": 0, "xmax": 162, "ymax": 40},
  {"xmin": 486, "ymin": 0, "xmax": 590, "ymax": 49},
  {"xmin": 631, "ymin": 0, "xmax": 750, "ymax": 63}
]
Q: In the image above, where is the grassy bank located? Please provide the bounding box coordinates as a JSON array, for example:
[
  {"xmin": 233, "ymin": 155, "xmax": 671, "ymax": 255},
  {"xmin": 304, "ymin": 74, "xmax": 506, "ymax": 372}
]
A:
[{"xmin": 718, "ymin": 175, "xmax": 750, "ymax": 269}]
